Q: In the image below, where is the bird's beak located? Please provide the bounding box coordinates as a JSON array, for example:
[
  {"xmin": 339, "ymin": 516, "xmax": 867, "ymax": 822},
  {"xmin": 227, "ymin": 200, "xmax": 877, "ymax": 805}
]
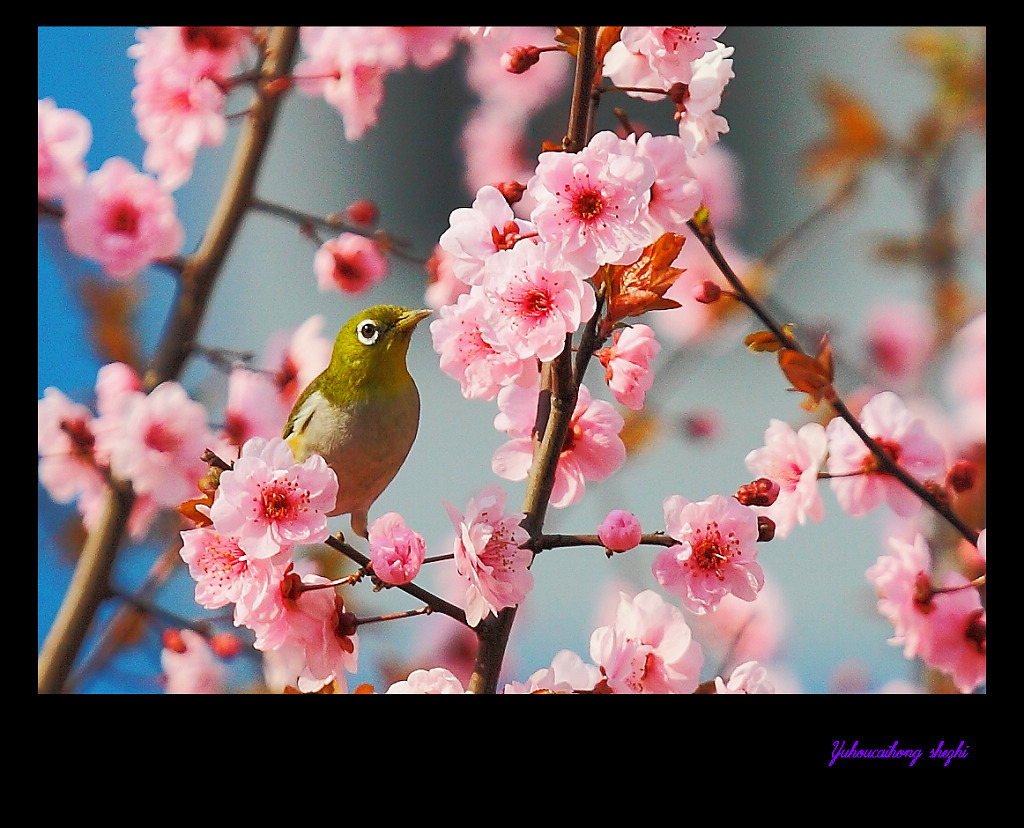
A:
[{"xmin": 398, "ymin": 308, "xmax": 432, "ymax": 331}]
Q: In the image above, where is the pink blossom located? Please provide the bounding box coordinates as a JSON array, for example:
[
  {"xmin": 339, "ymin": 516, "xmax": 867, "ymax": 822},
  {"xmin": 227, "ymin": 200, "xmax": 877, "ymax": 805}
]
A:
[
  {"xmin": 945, "ymin": 312, "xmax": 986, "ymax": 445},
  {"xmin": 261, "ymin": 315, "xmax": 334, "ymax": 412},
  {"xmin": 652, "ymin": 494, "xmax": 764, "ymax": 614},
  {"xmin": 38, "ymin": 98, "xmax": 91, "ymax": 199},
  {"xmin": 463, "ymin": 26, "xmax": 570, "ymax": 116},
  {"xmin": 430, "ymin": 288, "xmax": 538, "ymax": 401},
  {"xmin": 129, "ymin": 26, "xmax": 252, "ymax": 80},
  {"xmin": 386, "ymin": 666, "xmax": 466, "ymax": 694},
  {"xmin": 635, "ymin": 132, "xmax": 704, "ymax": 235},
  {"xmin": 439, "ymin": 184, "xmax": 537, "ymax": 287},
  {"xmin": 444, "ymin": 484, "xmax": 533, "ymax": 627},
  {"xmin": 619, "ymin": 27, "xmax": 726, "ymax": 87},
  {"xmin": 256, "ymin": 571, "xmax": 359, "ymax": 693},
  {"xmin": 921, "ymin": 572, "xmax": 985, "ymax": 694},
  {"xmin": 314, "ymin": 232, "xmax": 389, "ymax": 294},
  {"xmin": 744, "ymin": 419, "xmax": 827, "ymax": 538},
  {"xmin": 38, "ymin": 387, "xmax": 105, "ymax": 507},
  {"xmin": 589, "ymin": 589, "xmax": 704, "ymax": 694},
  {"xmin": 826, "ymin": 391, "xmax": 947, "ymax": 518},
  {"xmin": 674, "ymin": 41, "xmax": 734, "ymax": 156},
  {"xmin": 503, "ymin": 650, "xmax": 602, "ymax": 694},
  {"xmin": 209, "ymin": 436, "xmax": 339, "ymax": 560},
  {"xmin": 94, "ymin": 361, "xmax": 143, "ymax": 417},
  {"xmin": 479, "ymin": 240, "xmax": 596, "ymax": 362},
  {"xmin": 391, "ymin": 26, "xmax": 461, "ymax": 70},
  {"xmin": 595, "ymin": 323, "xmax": 661, "ymax": 410},
  {"xmin": 179, "ymin": 526, "xmax": 291, "ymax": 615},
  {"xmin": 686, "ymin": 143, "xmax": 742, "ymax": 230},
  {"xmin": 161, "ymin": 629, "xmax": 225, "ymax": 694},
  {"xmin": 714, "ymin": 660, "xmax": 775, "ymax": 694},
  {"xmin": 425, "ymin": 244, "xmax": 472, "ymax": 310},
  {"xmin": 866, "ymin": 533, "xmax": 985, "ymax": 692},
  {"xmin": 102, "ymin": 381, "xmax": 213, "ymax": 508},
  {"xmin": 129, "ymin": 29, "xmax": 229, "ymax": 190},
  {"xmin": 865, "ymin": 531, "xmax": 934, "ymax": 661},
  {"xmin": 598, "ymin": 509, "xmax": 643, "ymax": 552},
  {"xmin": 492, "ymin": 383, "xmax": 626, "ymax": 508},
  {"xmin": 528, "ymin": 131, "xmax": 656, "ymax": 274},
  {"xmin": 222, "ymin": 368, "xmax": 290, "ymax": 450},
  {"xmin": 368, "ymin": 512, "xmax": 426, "ymax": 585},
  {"xmin": 460, "ymin": 106, "xmax": 537, "ymax": 212},
  {"xmin": 689, "ymin": 583, "xmax": 788, "ymax": 666},
  {"xmin": 863, "ymin": 300, "xmax": 936, "ymax": 386},
  {"xmin": 61, "ymin": 157, "xmax": 185, "ymax": 279},
  {"xmin": 293, "ymin": 27, "xmax": 405, "ymax": 141}
]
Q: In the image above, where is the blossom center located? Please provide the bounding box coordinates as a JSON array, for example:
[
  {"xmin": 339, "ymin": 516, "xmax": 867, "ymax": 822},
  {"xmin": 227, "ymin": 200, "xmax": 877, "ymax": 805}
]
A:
[
  {"xmin": 491, "ymin": 220, "xmax": 521, "ymax": 251},
  {"xmin": 571, "ymin": 188, "xmax": 605, "ymax": 222},
  {"xmin": 518, "ymin": 287, "xmax": 553, "ymax": 318},
  {"xmin": 862, "ymin": 437, "xmax": 901, "ymax": 474},
  {"xmin": 108, "ymin": 201, "xmax": 140, "ymax": 235},
  {"xmin": 261, "ymin": 484, "xmax": 296, "ymax": 520},
  {"xmin": 144, "ymin": 421, "xmax": 181, "ymax": 453}
]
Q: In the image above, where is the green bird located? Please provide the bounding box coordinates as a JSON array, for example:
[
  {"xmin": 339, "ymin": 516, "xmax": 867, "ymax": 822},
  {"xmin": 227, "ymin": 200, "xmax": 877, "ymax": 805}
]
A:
[{"xmin": 283, "ymin": 305, "xmax": 432, "ymax": 539}]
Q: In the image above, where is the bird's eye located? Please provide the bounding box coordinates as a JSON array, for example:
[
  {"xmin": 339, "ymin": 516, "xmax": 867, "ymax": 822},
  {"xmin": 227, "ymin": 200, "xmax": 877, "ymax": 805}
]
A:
[{"xmin": 357, "ymin": 319, "xmax": 380, "ymax": 346}]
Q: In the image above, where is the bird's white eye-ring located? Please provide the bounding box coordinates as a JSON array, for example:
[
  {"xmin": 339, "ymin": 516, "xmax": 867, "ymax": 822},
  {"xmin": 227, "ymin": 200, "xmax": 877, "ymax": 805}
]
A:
[{"xmin": 357, "ymin": 319, "xmax": 380, "ymax": 346}]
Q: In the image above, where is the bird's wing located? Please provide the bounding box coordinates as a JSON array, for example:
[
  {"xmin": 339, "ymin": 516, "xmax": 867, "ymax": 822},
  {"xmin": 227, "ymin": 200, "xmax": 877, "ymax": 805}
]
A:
[{"xmin": 283, "ymin": 391, "xmax": 318, "ymax": 457}]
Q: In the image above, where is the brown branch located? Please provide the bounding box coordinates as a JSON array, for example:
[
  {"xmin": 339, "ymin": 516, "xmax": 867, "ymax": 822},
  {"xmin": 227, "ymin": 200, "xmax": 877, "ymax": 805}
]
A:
[
  {"xmin": 468, "ymin": 26, "xmax": 601, "ymax": 695},
  {"xmin": 37, "ymin": 27, "xmax": 301, "ymax": 694}
]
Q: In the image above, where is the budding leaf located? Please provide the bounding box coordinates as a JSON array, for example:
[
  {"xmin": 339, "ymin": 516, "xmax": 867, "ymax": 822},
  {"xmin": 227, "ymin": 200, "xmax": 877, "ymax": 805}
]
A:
[
  {"xmin": 778, "ymin": 333, "xmax": 835, "ymax": 410},
  {"xmin": 602, "ymin": 232, "xmax": 687, "ymax": 326}
]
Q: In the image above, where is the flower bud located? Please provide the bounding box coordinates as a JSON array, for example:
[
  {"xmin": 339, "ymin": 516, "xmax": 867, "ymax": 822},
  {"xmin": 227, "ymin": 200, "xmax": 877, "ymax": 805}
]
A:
[
  {"xmin": 210, "ymin": 632, "xmax": 243, "ymax": 658},
  {"xmin": 946, "ymin": 459, "xmax": 977, "ymax": 493},
  {"xmin": 344, "ymin": 199, "xmax": 378, "ymax": 226},
  {"xmin": 692, "ymin": 280, "xmax": 722, "ymax": 304},
  {"xmin": 501, "ymin": 45, "xmax": 541, "ymax": 74},
  {"xmin": 756, "ymin": 515, "xmax": 776, "ymax": 542},
  {"xmin": 736, "ymin": 477, "xmax": 781, "ymax": 507},
  {"xmin": 162, "ymin": 628, "xmax": 187, "ymax": 653},
  {"xmin": 598, "ymin": 509, "xmax": 643, "ymax": 552}
]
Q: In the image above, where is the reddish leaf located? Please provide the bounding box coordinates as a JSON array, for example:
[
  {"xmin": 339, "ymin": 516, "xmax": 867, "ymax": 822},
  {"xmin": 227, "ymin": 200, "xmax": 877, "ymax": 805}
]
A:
[{"xmin": 602, "ymin": 232, "xmax": 687, "ymax": 325}]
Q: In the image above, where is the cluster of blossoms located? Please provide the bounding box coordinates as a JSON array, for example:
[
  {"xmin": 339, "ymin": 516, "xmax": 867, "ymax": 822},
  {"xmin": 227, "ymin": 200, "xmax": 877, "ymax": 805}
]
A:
[{"xmin": 39, "ymin": 27, "xmax": 260, "ymax": 279}]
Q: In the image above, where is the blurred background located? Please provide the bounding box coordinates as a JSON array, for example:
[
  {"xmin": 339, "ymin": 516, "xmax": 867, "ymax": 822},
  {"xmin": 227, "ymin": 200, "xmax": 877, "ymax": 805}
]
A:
[{"xmin": 38, "ymin": 26, "xmax": 985, "ymax": 693}]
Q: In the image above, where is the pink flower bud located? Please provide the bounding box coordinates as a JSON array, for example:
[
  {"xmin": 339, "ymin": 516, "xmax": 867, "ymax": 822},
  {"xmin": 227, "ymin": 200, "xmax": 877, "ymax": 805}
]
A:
[
  {"xmin": 692, "ymin": 280, "xmax": 722, "ymax": 304},
  {"xmin": 598, "ymin": 509, "xmax": 642, "ymax": 552}
]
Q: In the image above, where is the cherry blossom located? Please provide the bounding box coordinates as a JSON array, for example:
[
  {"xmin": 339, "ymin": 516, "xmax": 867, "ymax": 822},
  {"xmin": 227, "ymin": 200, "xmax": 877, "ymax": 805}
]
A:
[
  {"xmin": 179, "ymin": 526, "xmax": 291, "ymax": 618},
  {"xmin": 37, "ymin": 387, "xmax": 105, "ymax": 508},
  {"xmin": 161, "ymin": 629, "xmax": 225, "ymax": 694},
  {"xmin": 101, "ymin": 381, "xmax": 213, "ymax": 508},
  {"xmin": 635, "ymin": 132, "xmax": 704, "ymax": 235},
  {"xmin": 589, "ymin": 590, "xmax": 704, "ymax": 694},
  {"xmin": 921, "ymin": 572, "xmax": 986, "ymax": 694},
  {"xmin": 424, "ymin": 244, "xmax": 472, "ymax": 310},
  {"xmin": 826, "ymin": 390, "xmax": 947, "ymax": 518},
  {"xmin": 368, "ymin": 512, "xmax": 426, "ymax": 586},
  {"xmin": 674, "ymin": 41, "xmax": 735, "ymax": 156},
  {"xmin": 595, "ymin": 323, "xmax": 661, "ymax": 410},
  {"xmin": 492, "ymin": 383, "xmax": 626, "ymax": 508},
  {"xmin": 439, "ymin": 184, "xmax": 537, "ymax": 287},
  {"xmin": 444, "ymin": 484, "xmax": 533, "ymax": 627},
  {"xmin": 620, "ymin": 27, "xmax": 725, "ymax": 87},
  {"xmin": 253, "ymin": 570, "xmax": 359, "ymax": 693},
  {"xmin": 479, "ymin": 239, "xmax": 596, "ymax": 362},
  {"xmin": 386, "ymin": 666, "xmax": 466, "ymax": 694},
  {"xmin": 209, "ymin": 436, "xmax": 338, "ymax": 560},
  {"xmin": 744, "ymin": 418, "xmax": 827, "ymax": 538},
  {"xmin": 38, "ymin": 98, "xmax": 91, "ymax": 199},
  {"xmin": 945, "ymin": 311, "xmax": 986, "ymax": 445},
  {"xmin": 129, "ymin": 28, "xmax": 230, "ymax": 190},
  {"xmin": 865, "ymin": 531, "xmax": 935, "ymax": 662},
  {"xmin": 431, "ymin": 288, "xmax": 539, "ymax": 401},
  {"xmin": 652, "ymin": 493, "xmax": 764, "ymax": 614},
  {"xmin": 61, "ymin": 157, "xmax": 185, "ymax": 279},
  {"xmin": 314, "ymin": 232, "xmax": 389, "ymax": 294},
  {"xmin": 293, "ymin": 27, "xmax": 405, "ymax": 141},
  {"xmin": 222, "ymin": 368, "xmax": 290, "ymax": 451},
  {"xmin": 129, "ymin": 26, "xmax": 252, "ymax": 80},
  {"xmin": 528, "ymin": 130, "xmax": 656, "ymax": 274},
  {"xmin": 714, "ymin": 660, "xmax": 775, "ymax": 694},
  {"xmin": 863, "ymin": 300, "xmax": 936, "ymax": 386},
  {"xmin": 598, "ymin": 509, "xmax": 643, "ymax": 552},
  {"xmin": 502, "ymin": 650, "xmax": 602, "ymax": 694},
  {"xmin": 391, "ymin": 27, "xmax": 462, "ymax": 70}
]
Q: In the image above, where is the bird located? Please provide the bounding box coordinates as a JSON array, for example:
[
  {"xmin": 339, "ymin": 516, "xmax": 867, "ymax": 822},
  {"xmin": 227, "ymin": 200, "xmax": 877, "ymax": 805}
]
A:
[{"xmin": 283, "ymin": 304, "xmax": 432, "ymax": 539}]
